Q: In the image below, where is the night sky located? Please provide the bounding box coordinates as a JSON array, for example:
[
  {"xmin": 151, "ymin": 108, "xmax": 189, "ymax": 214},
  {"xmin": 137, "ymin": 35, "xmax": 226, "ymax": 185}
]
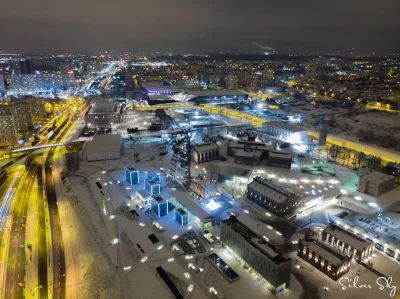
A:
[{"xmin": 1, "ymin": 0, "xmax": 399, "ymax": 54}]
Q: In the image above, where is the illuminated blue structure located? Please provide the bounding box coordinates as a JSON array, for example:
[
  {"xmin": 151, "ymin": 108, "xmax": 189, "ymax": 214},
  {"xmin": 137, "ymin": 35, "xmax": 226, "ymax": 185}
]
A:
[
  {"xmin": 145, "ymin": 179, "xmax": 160, "ymax": 195},
  {"xmin": 147, "ymin": 171, "xmax": 160, "ymax": 182},
  {"xmin": 174, "ymin": 208, "xmax": 189, "ymax": 226},
  {"xmin": 151, "ymin": 195, "xmax": 169, "ymax": 217},
  {"xmin": 125, "ymin": 165, "xmax": 139, "ymax": 185}
]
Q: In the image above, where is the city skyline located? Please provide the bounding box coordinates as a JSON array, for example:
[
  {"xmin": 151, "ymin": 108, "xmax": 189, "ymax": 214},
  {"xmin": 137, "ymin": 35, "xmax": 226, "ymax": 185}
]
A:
[{"xmin": 0, "ymin": 0, "xmax": 399, "ymax": 54}]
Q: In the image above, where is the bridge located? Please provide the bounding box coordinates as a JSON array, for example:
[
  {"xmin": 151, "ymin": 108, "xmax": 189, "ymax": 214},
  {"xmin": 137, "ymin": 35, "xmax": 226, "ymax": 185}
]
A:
[{"xmin": 10, "ymin": 143, "xmax": 66, "ymax": 153}]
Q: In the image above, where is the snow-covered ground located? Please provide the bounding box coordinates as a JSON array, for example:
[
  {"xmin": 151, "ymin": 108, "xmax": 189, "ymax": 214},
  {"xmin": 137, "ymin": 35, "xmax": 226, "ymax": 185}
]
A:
[
  {"xmin": 289, "ymin": 248, "xmax": 399, "ymax": 299},
  {"xmin": 56, "ymin": 115, "xmax": 400, "ymax": 299}
]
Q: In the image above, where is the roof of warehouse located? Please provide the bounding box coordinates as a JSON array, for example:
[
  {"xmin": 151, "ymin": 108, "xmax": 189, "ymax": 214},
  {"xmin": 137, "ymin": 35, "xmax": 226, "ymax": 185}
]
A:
[{"xmin": 86, "ymin": 134, "xmax": 121, "ymax": 154}]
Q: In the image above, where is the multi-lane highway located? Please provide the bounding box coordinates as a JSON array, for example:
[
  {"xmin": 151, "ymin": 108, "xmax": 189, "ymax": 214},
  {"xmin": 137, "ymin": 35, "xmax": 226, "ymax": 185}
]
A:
[
  {"xmin": 83, "ymin": 63, "xmax": 118, "ymax": 91},
  {"xmin": 44, "ymin": 150, "xmax": 65, "ymax": 299},
  {"xmin": 37, "ymin": 164, "xmax": 49, "ymax": 299},
  {"xmin": 4, "ymin": 157, "xmax": 39, "ymax": 299}
]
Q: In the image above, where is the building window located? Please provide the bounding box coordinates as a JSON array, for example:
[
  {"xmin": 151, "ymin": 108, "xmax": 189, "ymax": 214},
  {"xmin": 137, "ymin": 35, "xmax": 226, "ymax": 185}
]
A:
[{"xmin": 327, "ymin": 264, "xmax": 331, "ymax": 271}]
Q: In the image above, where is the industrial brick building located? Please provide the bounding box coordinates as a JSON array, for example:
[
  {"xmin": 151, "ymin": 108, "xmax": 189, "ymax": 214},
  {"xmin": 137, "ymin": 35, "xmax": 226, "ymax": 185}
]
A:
[
  {"xmin": 247, "ymin": 176, "xmax": 304, "ymax": 216},
  {"xmin": 191, "ymin": 142, "xmax": 219, "ymax": 164},
  {"xmin": 357, "ymin": 171, "xmax": 395, "ymax": 197},
  {"xmin": 298, "ymin": 235, "xmax": 351, "ymax": 280},
  {"xmin": 322, "ymin": 223, "xmax": 374, "ymax": 262}
]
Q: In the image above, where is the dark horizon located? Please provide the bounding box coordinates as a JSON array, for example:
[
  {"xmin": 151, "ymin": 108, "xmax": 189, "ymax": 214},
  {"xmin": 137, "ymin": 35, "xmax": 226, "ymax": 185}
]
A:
[{"xmin": 1, "ymin": 0, "xmax": 399, "ymax": 54}]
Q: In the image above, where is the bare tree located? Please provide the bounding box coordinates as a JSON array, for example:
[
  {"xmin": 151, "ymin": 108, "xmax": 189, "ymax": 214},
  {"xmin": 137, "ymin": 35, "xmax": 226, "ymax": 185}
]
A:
[{"xmin": 228, "ymin": 180, "xmax": 236, "ymax": 199}]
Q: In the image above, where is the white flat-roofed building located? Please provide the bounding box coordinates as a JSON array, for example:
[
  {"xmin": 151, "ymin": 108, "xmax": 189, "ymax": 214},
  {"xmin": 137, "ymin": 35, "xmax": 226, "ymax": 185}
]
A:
[
  {"xmin": 357, "ymin": 171, "xmax": 395, "ymax": 197},
  {"xmin": 168, "ymin": 189, "xmax": 214, "ymax": 229},
  {"xmin": 247, "ymin": 176, "xmax": 304, "ymax": 216},
  {"xmin": 191, "ymin": 142, "xmax": 219, "ymax": 164},
  {"xmin": 262, "ymin": 121, "xmax": 308, "ymax": 143},
  {"xmin": 86, "ymin": 134, "xmax": 121, "ymax": 161},
  {"xmin": 221, "ymin": 215, "xmax": 291, "ymax": 293},
  {"xmin": 322, "ymin": 223, "xmax": 374, "ymax": 262}
]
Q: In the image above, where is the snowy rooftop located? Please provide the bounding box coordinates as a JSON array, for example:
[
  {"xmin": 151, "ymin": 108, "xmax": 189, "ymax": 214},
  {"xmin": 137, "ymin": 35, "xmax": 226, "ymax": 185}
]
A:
[
  {"xmin": 222, "ymin": 216, "xmax": 290, "ymax": 265},
  {"xmin": 193, "ymin": 142, "xmax": 219, "ymax": 152},
  {"xmin": 262, "ymin": 121, "xmax": 307, "ymax": 133},
  {"xmin": 228, "ymin": 140, "xmax": 273, "ymax": 151},
  {"xmin": 248, "ymin": 176, "xmax": 290, "ymax": 204},
  {"xmin": 301, "ymin": 236, "xmax": 348, "ymax": 266},
  {"xmin": 145, "ymin": 179, "xmax": 160, "ymax": 187},
  {"xmin": 175, "ymin": 208, "xmax": 187, "ymax": 215},
  {"xmin": 89, "ymin": 102, "xmax": 120, "ymax": 114},
  {"xmin": 86, "ymin": 134, "xmax": 121, "ymax": 154},
  {"xmin": 323, "ymin": 223, "xmax": 372, "ymax": 253},
  {"xmin": 136, "ymin": 189, "xmax": 151, "ymax": 198},
  {"xmin": 356, "ymin": 152, "xmax": 381, "ymax": 161},
  {"xmin": 151, "ymin": 195, "xmax": 167, "ymax": 204},
  {"xmin": 125, "ymin": 165, "xmax": 138, "ymax": 172},
  {"xmin": 359, "ymin": 171, "xmax": 394, "ymax": 184},
  {"xmin": 192, "ymin": 177, "xmax": 214, "ymax": 188},
  {"xmin": 169, "ymin": 189, "xmax": 212, "ymax": 221},
  {"xmin": 268, "ymin": 150, "xmax": 292, "ymax": 159},
  {"xmin": 234, "ymin": 149, "xmax": 262, "ymax": 158}
]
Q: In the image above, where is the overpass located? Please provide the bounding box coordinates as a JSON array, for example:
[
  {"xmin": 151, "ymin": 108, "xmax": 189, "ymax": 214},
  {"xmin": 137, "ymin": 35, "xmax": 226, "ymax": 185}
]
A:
[{"xmin": 10, "ymin": 143, "xmax": 66, "ymax": 153}]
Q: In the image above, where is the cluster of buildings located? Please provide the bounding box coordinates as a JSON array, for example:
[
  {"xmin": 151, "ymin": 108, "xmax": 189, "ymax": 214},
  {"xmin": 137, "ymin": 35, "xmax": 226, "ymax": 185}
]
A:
[
  {"xmin": 124, "ymin": 163, "xmax": 215, "ymax": 228},
  {"xmin": 8, "ymin": 74, "xmax": 76, "ymax": 95}
]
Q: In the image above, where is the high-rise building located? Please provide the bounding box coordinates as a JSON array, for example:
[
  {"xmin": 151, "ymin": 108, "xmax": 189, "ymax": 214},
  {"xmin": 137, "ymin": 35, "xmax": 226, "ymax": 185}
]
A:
[
  {"xmin": 224, "ymin": 75, "xmax": 238, "ymax": 90},
  {"xmin": 168, "ymin": 130, "xmax": 191, "ymax": 180},
  {"xmin": 19, "ymin": 58, "xmax": 35, "ymax": 74},
  {"xmin": 110, "ymin": 73, "xmax": 126, "ymax": 98},
  {"xmin": 0, "ymin": 74, "xmax": 5, "ymax": 92},
  {"xmin": 305, "ymin": 65, "xmax": 317, "ymax": 78},
  {"xmin": 263, "ymin": 68, "xmax": 275, "ymax": 83},
  {"xmin": 0, "ymin": 109, "xmax": 18, "ymax": 146},
  {"xmin": 29, "ymin": 98, "xmax": 47, "ymax": 119},
  {"xmin": 9, "ymin": 102, "xmax": 34, "ymax": 131}
]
